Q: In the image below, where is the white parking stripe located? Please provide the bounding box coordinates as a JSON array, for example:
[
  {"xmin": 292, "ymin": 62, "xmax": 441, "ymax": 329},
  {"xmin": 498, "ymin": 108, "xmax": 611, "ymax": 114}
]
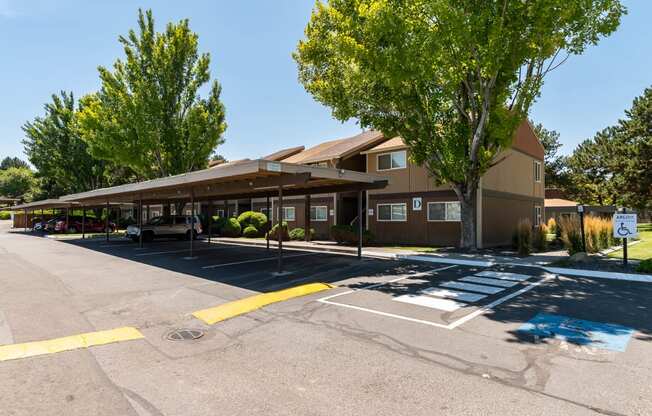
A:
[
  {"xmin": 440, "ymin": 281, "xmax": 505, "ymax": 295},
  {"xmin": 421, "ymin": 287, "xmax": 486, "ymax": 303},
  {"xmin": 201, "ymin": 253, "xmax": 318, "ymax": 269},
  {"xmin": 394, "ymin": 294, "xmax": 463, "ymax": 311},
  {"xmin": 474, "ymin": 270, "xmax": 532, "ymax": 281},
  {"xmin": 460, "ymin": 276, "xmax": 519, "ymax": 288}
]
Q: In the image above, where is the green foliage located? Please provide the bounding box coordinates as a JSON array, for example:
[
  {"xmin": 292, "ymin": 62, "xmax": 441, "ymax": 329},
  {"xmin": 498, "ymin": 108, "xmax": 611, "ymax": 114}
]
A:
[
  {"xmin": 289, "ymin": 227, "xmax": 315, "ymax": 241},
  {"xmin": 295, "ymin": 0, "xmax": 624, "ymax": 248},
  {"xmin": 532, "ymin": 224, "xmax": 548, "ymax": 252},
  {"xmin": 237, "ymin": 211, "xmax": 268, "ymax": 231},
  {"xmin": 637, "ymin": 259, "xmax": 652, "ymax": 274},
  {"xmin": 210, "ymin": 216, "xmax": 228, "ymax": 234},
  {"xmin": 0, "ymin": 167, "xmax": 36, "ymax": 199},
  {"xmin": 266, "ymin": 222, "xmax": 290, "ymax": 241},
  {"xmin": 220, "ymin": 218, "xmax": 241, "ymax": 237},
  {"xmin": 0, "ymin": 157, "xmax": 29, "ymax": 170},
  {"xmin": 242, "ymin": 225, "xmax": 259, "ymax": 238},
  {"xmin": 330, "ymin": 224, "xmax": 374, "ymax": 245},
  {"xmin": 513, "ymin": 219, "xmax": 532, "ymax": 256},
  {"xmin": 78, "ymin": 9, "xmax": 227, "ymax": 180},
  {"xmin": 0, "ymin": 211, "xmax": 11, "ymax": 220}
]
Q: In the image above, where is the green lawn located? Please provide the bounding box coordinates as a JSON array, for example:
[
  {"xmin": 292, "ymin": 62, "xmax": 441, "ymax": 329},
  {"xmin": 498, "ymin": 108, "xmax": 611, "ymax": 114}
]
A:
[
  {"xmin": 377, "ymin": 245, "xmax": 442, "ymax": 253},
  {"xmin": 608, "ymin": 223, "xmax": 652, "ymax": 261}
]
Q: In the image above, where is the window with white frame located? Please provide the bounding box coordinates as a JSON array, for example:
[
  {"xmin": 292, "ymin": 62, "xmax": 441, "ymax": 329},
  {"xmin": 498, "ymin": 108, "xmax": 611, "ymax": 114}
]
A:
[
  {"xmin": 534, "ymin": 161, "xmax": 542, "ymax": 183},
  {"xmin": 377, "ymin": 150, "xmax": 407, "ymax": 171},
  {"xmin": 280, "ymin": 206, "xmax": 295, "ymax": 221},
  {"xmin": 310, "ymin": 206, "xmax": 328, "ymax": 221},
  {"xmin": 534, "ymin": 205, "xmax": 542, "ymax": 226},
  {"xmin": 377, "ymin": 203, "xmax": 407, "ymax": 221},
  {"xmin": 216, "ymin": 209, "xmax": 225, "ymax": 218},
  {"xmin": 427, "ymin": 201, "xmax": 461, "ymax": 222}
]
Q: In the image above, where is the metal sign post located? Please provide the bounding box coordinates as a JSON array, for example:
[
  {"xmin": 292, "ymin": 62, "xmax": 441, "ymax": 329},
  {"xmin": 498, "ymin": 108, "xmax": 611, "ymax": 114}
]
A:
[
  {"xmin": 613, "ymin": 209, "xmax": 638, "ymax": 267},
  {"xmin": 577, "ymin": 205, "xmax": 586, "ymax": 253}
]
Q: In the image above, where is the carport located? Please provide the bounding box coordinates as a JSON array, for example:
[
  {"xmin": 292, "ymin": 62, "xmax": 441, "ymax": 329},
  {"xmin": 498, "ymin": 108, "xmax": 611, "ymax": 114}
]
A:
[
  {"xmin": 0, "ymin": 196, "xmax": 19, "ymax": 207},
  {"xmin": 59, "ymin": 159, "xmax": 388, "ymax": 274}
]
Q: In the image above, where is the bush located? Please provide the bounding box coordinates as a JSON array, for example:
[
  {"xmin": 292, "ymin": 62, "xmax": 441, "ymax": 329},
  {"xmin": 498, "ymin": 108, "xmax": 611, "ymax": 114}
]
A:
[
  {"xmin": 637, "ymin": 259, "xmax": 652, "ymax": 274},
  {"xmin": 210, "ymin": 216, "xmax": 228, "ymax": 234},
  {"xmin": 0, "ymin": 211, "xmax": 10, "ymax": 220},
  {"xmin": 532, "ymin": 224, "xmax": 548, "ymax": 252},
  {"xmin": 221, "ymin": 218, "xmax": 241, "ymax": 237},
  {"xmin": 559, "ymin": 216, "xmax": 583, "ymax": 255},
  {"xmin": 289, "ymin": 227, "xmax": 315, "ymax": 241},
  {"xmin": 266, "ymin": 222, "xmax": 289, "ymax": 241},
  {"xmin": 330, "ymin": 224, "xmax": 374, "ymax": 245},
  {"xmin": 583, "ymin": 216, "xmax": 615, "ymax": 253},
  {"xmin": 237, "ymin": 211, "xmax": 268, "ymax": 230},
  {"xmin": 546, "ymin": 217, "xmax": 557, "ymax": 236},
  {"xmin": 513, "ymin": 219, "xmax": 532, "ymax": 256},
  {"xmin": 242, "ymin": 225, "xmax": 259, "ymax": 238}
]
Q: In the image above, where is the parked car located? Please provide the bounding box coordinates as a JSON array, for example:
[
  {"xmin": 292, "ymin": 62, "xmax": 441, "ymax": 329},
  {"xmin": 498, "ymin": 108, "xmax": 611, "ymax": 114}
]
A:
[
  {"xmin": 54, "ymin": 216, "xmax": 116, "ymax": 234},
  {"xmin": 44, "ymin": 217, "xmax": 64, "ymax": 232},
  {"xmin": 126, "ymin": 215, "xmax": 202, "ymax": 242}
]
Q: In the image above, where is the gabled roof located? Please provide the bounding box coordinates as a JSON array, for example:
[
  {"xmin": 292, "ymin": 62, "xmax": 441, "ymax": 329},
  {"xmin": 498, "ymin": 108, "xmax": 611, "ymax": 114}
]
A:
[
  {"xmin": 263, "ymin": 146, "xmax": 305, "ymax": 162},
  {"xmin": 283, "ymin": 130, "xmax": 386, "ymax": 164},
  {"xmin": 545, "ymin": 198, "xmax": 577, "ymax": 207},
  {"xmin": 361, "ymin": 137, "xmax": 405, "ymax": 154}
]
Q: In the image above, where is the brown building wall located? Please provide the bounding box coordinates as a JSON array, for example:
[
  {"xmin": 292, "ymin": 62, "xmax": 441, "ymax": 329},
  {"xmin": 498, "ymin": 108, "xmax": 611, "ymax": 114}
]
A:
[
  {"xmin": 482, "ymin": 190, "xmax": 544, "ymax": 247},
  {"xmin": 253, "ymin": 196, "xmax": 335, "ymax": 240},
  {"xmin": 482, "ymin": 148, "xmax": 544, "ymax": 198},
  {"xmin": 368, "ymin": 191, "xmax": 461, "ymax": 246},
  {"xmin": 366, "ymin": 150, "xmax": 450, "ymax": 195}
]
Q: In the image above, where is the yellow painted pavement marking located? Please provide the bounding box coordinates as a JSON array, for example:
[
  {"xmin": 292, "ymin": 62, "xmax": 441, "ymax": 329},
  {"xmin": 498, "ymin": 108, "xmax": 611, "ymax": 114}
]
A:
[
  {"xmin": 193, "ymin": 282, "xmax": 335, "ymax": 325},
  {"xmin": 0, "ymin": 327, "xmax": 144, "ymax": 362}
]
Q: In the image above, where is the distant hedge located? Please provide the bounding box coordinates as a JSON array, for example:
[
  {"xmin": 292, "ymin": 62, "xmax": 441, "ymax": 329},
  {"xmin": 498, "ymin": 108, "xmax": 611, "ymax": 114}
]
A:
[
  {"xmin": 242, "ymin": 225, "xmax": 258, "ymax": 238},
  {"xmin": 289, "ymin": 227, "xmax": 315, "ymax": 241},
  {"xmin": 330, "ymin": 224, "xmax": 373, "ymax": 245},
  {"xmin": 0, "ymin": 211, "xmax": 10, "ymax": 220},
  {"xmin": 266, "ymin": 222, "xmax": 290, "ymax": 241},
  {"xmin": 221, "ymin": 218, "xmax": 241, "ymax": 237}
]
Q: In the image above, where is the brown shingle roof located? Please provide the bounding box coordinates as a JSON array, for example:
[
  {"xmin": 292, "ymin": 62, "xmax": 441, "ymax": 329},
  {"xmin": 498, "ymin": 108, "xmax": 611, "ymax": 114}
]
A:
[
  {"xmin": 262, "ymin": 146, "xmax": 305, "ymax": 162},
  {"xmin": 361, "ymin": 136, "xmax": 406, "ymax": 154},
  {"xmin": 545, "ymin": 198, "xmax": 578, "ymax": 207},
  {"xmin": 283, "ymin": 130, "xmax": 386, "ymax": 164}
]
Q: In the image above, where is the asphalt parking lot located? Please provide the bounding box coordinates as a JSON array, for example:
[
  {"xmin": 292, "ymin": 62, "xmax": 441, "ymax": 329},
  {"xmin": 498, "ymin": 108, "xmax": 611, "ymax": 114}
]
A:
[{"xmin": 0, "ymin": 222, "xmax": 651, "ymax": 416}]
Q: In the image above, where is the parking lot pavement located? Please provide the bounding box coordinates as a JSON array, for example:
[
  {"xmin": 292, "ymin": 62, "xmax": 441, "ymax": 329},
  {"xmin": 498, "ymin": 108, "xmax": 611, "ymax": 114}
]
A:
[{"xmin": 0, "ymin": 224, "xmax": 651, "ymax": 415}]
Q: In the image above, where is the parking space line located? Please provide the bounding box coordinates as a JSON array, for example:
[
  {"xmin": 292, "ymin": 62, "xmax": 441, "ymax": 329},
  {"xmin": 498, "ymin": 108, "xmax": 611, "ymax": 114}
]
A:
[
  {"xmin": 459, "ymin": 276, "xmax": 520, "ymax": 288},
  {"xmin": 474, "ymin": 270, "xmax": 532, "ymax": 281},
  {"xmin": 440, "ymin": 281, "xmax": 505, "ymax": 295},
  {"xmin": 135, "ymin": 245, "xmax": 237, "ymax": 257},
  {"xmin": 0, "ymin": 327, "xmax": 144, "ymax": 362},
  {"xmin": 193, "ymin": 282, "xmax": 334, "ymax": 324},
  {"xmin": 422, "ymin": 287, "xmax": 486, "ymax": 303},
  {"xmin": 394, "ymin": 294, "xmax": 464, "ymax": 312},
  {"xmin": 201, "ymin": 252, "xmax": 318, "ymax": 269}
]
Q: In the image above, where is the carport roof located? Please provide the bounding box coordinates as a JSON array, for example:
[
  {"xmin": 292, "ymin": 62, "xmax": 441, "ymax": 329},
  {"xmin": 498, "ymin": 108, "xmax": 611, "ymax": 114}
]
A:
[
  {"xmin": 59, "ymin": 159, "xmax": 388, "ymax": 205},
  {"xmin": 10, "ymin": 199, "xmax": 80, "ymax": 211}
]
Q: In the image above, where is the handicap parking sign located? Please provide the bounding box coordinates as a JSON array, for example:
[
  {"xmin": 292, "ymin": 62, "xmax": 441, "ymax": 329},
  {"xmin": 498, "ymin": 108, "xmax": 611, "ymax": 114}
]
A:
[{"xmin": 613, "ymin": 213, "xmax": 637, "ymax": 238}]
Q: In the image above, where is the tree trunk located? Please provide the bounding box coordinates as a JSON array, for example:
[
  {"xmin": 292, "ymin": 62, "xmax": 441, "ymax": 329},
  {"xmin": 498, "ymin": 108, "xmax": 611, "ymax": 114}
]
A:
[{"xmin": 453, "ymin": 184, "xmax": 478, "ymax": 250}]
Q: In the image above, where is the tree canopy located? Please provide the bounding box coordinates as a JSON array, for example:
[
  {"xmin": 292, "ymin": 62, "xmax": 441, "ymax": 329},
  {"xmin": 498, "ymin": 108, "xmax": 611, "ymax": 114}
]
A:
[
  {"xmin": 294, "ymin": 0, "xmax": 624, "ymax": 247},
  {"xmin": 0, "ymin": 167, "xmax": 36, "ymax": 199},
  {"xmin": 78, "ymin": 9, "xmax": 227, "ymax": 180},
  {"xmin": 22, "ymin": 91, "xmax": 119, "ymax": 199},
  {"xmin": 0, "ymin": 157, "xmax": 29, "ymax": 171},
  {"xmin": 531, "ymin": 121, "xmax": 568, "ymax": 189}
]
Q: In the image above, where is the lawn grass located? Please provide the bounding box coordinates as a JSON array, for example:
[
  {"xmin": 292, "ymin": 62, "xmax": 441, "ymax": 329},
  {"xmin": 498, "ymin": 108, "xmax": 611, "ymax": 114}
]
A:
[
  {"xmin": 608, "ymin": 223, "xmax": 652, "ymax": 261},
  {"xmin": 378, "ymin": 245, "xmax": 441, "ymax": 253}
]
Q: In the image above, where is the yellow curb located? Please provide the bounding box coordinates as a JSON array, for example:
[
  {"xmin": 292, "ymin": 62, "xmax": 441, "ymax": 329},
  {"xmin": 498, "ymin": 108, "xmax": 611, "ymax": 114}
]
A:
[
  {"xmin": 193, "ymin": 282, "xmax": 335, "ymax": 325},
  {"xmin": 0, "ymin": 327, "xmax": 144, "ymax": 362}
]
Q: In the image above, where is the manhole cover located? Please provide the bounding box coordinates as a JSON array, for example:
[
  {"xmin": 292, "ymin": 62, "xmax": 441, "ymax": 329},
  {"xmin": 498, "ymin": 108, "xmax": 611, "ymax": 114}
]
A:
[{"xmin": 165, "ymin": 328, "xmax": 204, "ymax": 341}]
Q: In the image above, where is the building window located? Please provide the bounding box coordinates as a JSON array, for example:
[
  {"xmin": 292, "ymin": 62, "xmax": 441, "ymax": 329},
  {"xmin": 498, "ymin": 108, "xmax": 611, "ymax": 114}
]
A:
[
  {"xmin": 377, "ymin": 150, "xmax": 407, "ymax": 171},
  {"xmin": 427, "ymin": 202, "xmax": 461, "ymax": 222},
  {"xmin": 534, "ymin": 161, "xmax": 542, "ymax": 183},
  {"xmin": 377, "ymin": 203, "xmax": 407, "ymax": 222},
  {"xmin": 310, "ymin": 206, "xmax": 328, "ymax": 221},
  {"xmin": 216, "ymin": 209, "xmax": 225, "ymax": 218},
  {"xmin": 281, "ymin": 206, "xmax": 295, "ymax": 221},
  {"xmin": 535, "ymin": 206, "xmax": 542, "ymax": 226}
]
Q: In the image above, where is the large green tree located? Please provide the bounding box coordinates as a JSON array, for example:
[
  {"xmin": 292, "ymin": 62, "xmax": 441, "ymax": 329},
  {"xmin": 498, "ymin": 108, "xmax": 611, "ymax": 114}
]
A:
[
  {"xmin": 294, "ymin": 0, "xmax": 624, "ymax": 248},
  {"xmin": 22, "ymin": 92, "xmax": 118, "ymax": 198},
  {"xmin": 78, "ymin": 9, "xmax": 227, "ymax": 180},
  {"xmin": 0, "ymin": 157, "xmax": 29, "ymax": 170},
  {"xmin": 0, "ymin": 167, "xmax": 36, "ymax": 199},
  {"xmin": 531, "ymin": 121, "xmax": 568, "ymax": 189}
]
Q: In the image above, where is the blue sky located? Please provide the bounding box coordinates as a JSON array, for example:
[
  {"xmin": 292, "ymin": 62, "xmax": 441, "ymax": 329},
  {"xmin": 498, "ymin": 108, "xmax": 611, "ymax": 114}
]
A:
[{"xmin": 1, "ymin": 0, "xmax": 650, "ymax": 163}]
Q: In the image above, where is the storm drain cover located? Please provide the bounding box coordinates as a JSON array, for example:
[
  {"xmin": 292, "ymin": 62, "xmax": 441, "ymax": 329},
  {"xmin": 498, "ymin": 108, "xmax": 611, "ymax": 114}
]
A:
[{"xmin": 165, "ymin": 328, "xmax": 204, "ymax": 341}]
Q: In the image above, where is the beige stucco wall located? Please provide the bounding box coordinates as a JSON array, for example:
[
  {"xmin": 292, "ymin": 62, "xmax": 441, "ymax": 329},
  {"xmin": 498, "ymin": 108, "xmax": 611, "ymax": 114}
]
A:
[
  {"xmin": 482, "ymin": 149, "xmax": 544, "ymax": 198},
  {"xmin": 366, "ymin": 150, "xmax": 450, "ymax": 195}
]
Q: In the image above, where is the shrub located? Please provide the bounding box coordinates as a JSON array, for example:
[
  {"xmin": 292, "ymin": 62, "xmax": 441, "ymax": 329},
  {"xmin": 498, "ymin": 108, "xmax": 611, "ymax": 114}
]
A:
[
  {"xmin": 242, "ymin": 225, "xmax": 259, "ymax": 238},
  {"xmin": 221, "ymin": 218, "xmax": 241, "ymax": 237},
  {"xmin": 637, "ymin": 259, "xmax": 652, "ymax": 274},
  {"xmin": 237, "ymin": 211, "xmax": 268, "ymax": 230},
  {"xmin": 0, "ymin": 211, "xmax": 10, "ymax": 220},
  {"xmin": 584, "ymin": 216, "xmax": 614, "ymax": 253},
  {"xmin": 532, "ymin": 224, "xmax": 548, "ymax": 252},
  {"xmin": 513, "ymin": 219, "xmax": 532, "ymax": 256},
  {"xmin": 330, "ymin": 224, "xmax": 374, "ymax": 245},
  {"xmin": 266, "ymin": 222, "xmax": 290, "ymax": 241},
  {"xmin": 210, "ymin": 216, "xmax": 228, "ymax": 234},
  {"xmin": 289, "ymin": 227, "xmax": 315, "ymax": 241},
  {"xmin": 559, "ymin": 216, "xmax": 583, "ymax": 255},
  {"xmin": 546, "ymin": 217, "xmax": 557, "ymax": 236}
]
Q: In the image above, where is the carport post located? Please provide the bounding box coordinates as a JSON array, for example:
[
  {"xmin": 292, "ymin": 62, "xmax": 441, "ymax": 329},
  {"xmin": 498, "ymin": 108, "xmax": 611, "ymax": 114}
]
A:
[
  {"xmin": 266, "ymin": 195, "xmax": 270, "ymax": 251},
  {"xmin": 66, "ymin": 207, "xmax": 69, "ymax": 233},
  {"xmin": 81, "ymin": 205, "xmax": 85, "ymax": 239},
  {"xmin": 304, "ymin": 194, "xmax": 311, "ymax": 242},
  {"xmin": 138, "ymin": 197, "xmax": 143, "ymax": 249},
  {"xmin": 105, "ymin": 200, "xmax": 110, "ymax": 242},
  {"xmin": 277, "ymin": 186, "xmax": 283, "ymax": 274},
  {"xmin": 223, "ymin": 200, "xmax": 228, "ymax": 218},
  {"xmin": 357, "ymin": 190, "xmax": 363, "ymax": 259},
  {"xmin": 189, "ymin": 189, "xmax": 195, "ymax": 259},
  {"xmin": 208, "ymin": 200, "xmax": 213, "ymax": 243},
  {"xmin": 24, "ymin": 208, "xmax": 27, "ymax": 232}
]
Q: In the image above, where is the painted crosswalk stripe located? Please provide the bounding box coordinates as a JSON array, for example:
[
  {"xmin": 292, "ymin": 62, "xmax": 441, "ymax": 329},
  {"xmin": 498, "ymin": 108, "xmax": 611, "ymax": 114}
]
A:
[
  {"xmin": 474, "ymin": 271, "xmax": 532, "ymax": 282},
  {"xmin": 460, "ymin": 276, "xmax": 520, "ymax": 288},
  {"xmin": 421, "ymin": 287, "xmax": 486, "ymax": 303},
  {"xmin": 393, "ymin": 294, "xmax": 463, "ymax": 312},
  {"xmin": 440, "ymin": 281, "xmax": 505, "ymax": 295}
]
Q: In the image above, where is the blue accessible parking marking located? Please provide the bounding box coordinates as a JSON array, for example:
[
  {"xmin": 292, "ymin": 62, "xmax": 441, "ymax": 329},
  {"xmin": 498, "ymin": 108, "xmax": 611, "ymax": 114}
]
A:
[{"xmin": 518, "ymin": 313, "xmax": 634, "ymax": 352}]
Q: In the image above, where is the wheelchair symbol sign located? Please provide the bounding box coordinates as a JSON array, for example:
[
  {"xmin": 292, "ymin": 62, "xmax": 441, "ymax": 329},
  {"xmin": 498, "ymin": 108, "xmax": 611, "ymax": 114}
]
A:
[{"xmin": 613, "ymin": 214, "xmax": 637, "ymax": 238}]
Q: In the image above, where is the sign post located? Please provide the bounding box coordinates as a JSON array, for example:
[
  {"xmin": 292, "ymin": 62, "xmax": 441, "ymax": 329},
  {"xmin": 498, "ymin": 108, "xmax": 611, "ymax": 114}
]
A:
[
  {"xmin": 577, "ymin": 205, "xmax": 586, "ymax": 253},
  {"xmin": 613, "ymin": 209, "xmax": 637, "ymax": 267}
]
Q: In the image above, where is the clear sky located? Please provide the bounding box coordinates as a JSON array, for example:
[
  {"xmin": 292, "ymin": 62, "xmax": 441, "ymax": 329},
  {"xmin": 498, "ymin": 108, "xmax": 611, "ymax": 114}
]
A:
[{"xmin": 1, "ymin": 0, "xmax": 650, "ymax": 163}]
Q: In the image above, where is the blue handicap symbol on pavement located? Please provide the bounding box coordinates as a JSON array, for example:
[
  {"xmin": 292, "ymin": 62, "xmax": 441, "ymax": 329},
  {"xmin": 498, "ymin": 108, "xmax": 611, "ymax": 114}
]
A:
[{"xmin": 518, "ymin": 313, "xmax": 634, "ymax": 352}]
